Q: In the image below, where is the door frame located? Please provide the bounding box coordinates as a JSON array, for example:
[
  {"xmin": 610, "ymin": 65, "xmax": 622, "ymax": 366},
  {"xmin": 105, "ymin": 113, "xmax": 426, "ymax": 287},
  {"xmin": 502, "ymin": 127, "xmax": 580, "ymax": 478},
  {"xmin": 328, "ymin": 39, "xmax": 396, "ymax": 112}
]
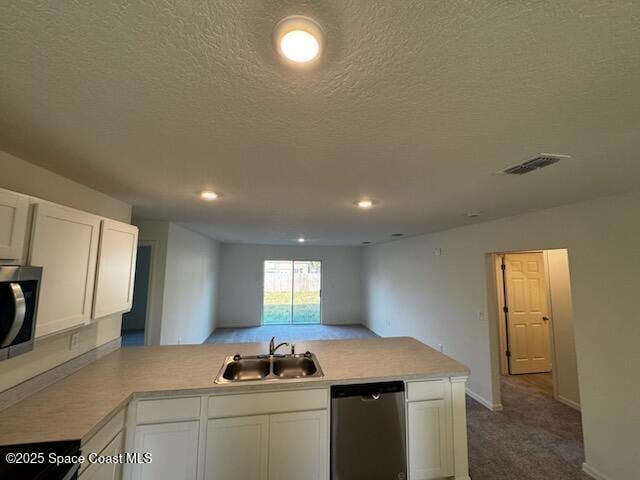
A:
[
  {"xmin": 492, "ymin": 251, "xmax": 559, "ymax": 398},
  {"xmin": 137, "ymin": 241, "xmax": 155, "ymax": 346},
  {"xmin": 260, "ymin": 259, "xmax": 323, "ymax": 326}
]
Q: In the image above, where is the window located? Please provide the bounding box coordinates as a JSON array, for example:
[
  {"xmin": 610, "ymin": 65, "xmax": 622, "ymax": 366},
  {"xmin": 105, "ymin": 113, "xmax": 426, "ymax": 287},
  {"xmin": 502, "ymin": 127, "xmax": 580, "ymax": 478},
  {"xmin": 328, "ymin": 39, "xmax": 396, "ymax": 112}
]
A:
[{"xmin": 263, "ymin": 260, "xmax": 322, "ymax": 325}]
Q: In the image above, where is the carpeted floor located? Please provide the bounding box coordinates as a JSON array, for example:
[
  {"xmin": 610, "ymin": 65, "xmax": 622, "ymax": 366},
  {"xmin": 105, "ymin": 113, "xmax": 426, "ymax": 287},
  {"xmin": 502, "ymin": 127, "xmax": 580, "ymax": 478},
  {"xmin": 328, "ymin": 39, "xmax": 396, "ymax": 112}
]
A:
[
  {"xmin": 204, "ymin": 324, "xmax": 378, "ymax": 344},
  {"xmin": 467, "ymin": 373, "xmax": 589, "ymax": 479}
]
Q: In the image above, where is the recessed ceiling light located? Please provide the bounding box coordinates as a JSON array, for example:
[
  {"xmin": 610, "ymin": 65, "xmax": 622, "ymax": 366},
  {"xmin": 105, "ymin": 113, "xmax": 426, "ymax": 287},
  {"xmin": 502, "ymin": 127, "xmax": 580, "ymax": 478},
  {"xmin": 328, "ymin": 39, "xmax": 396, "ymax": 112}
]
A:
[
  {"xmin": 466, "ymin": 211, "xmax": 482, "ymax": 218},
  {"xmin": 274, "ymin": 16, "xmax": 324, "ymax": 65},
  {"xmin": 297, "ymin": 237, "xmax": 306, "ymax": 243},
  {"xmin": 354, "ymin": 199, "xmax": 378, "ymax": 209},
  {"xmin": 200, "ymin": 190, "xmax": 220, "ymax": 200},
  {"xmin": 391, "ymin": 233, "xmax": 404, "ymax": 237}
]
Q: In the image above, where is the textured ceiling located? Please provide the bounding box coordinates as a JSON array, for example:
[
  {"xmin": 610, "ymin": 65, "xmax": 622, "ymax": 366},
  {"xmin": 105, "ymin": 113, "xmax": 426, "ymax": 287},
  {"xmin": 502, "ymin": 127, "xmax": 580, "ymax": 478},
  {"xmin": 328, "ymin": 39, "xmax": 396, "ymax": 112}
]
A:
[{"xmin": 1, "ymin": 1, "xmax": 639, "ymax": 245}]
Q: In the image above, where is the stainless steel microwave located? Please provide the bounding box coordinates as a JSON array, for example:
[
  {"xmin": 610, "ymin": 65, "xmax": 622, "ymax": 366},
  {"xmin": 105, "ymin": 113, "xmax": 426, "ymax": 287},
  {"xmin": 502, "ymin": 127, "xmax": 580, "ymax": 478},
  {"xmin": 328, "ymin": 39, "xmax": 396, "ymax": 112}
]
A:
[{"xmin": 0, "ymin": 266, "xmax": 42, "ymax": 361}]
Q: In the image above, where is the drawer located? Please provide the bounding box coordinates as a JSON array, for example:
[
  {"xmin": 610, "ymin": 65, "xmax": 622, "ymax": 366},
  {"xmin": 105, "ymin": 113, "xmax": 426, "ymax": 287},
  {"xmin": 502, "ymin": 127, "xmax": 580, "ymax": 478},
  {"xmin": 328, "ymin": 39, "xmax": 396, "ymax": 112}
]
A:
[
  {"xmin": 209, "ymin": 388, "xmax": 328, "ymax": 418},
  {"xmin": 136, "ymin": 396, "xmax": 201, "ymax": 424},
  {"xmin": 407, "ymin": 379, "xmax": 449, "ymax": 402}
]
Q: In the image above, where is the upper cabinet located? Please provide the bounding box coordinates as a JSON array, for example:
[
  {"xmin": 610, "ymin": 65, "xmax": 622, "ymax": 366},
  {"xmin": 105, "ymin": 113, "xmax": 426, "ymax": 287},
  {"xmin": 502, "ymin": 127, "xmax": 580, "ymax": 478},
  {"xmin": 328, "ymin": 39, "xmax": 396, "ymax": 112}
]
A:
[
  {"xmin": 0, "ymin": 189, "xmax": 29, "ymax": 261},
  {"xmin": 92, "ymin": 219, "xmax": 138, "ymax": 320},
  {"xmin": 29, "ymin": 203, "xmax": 101, "ymax": 337}
]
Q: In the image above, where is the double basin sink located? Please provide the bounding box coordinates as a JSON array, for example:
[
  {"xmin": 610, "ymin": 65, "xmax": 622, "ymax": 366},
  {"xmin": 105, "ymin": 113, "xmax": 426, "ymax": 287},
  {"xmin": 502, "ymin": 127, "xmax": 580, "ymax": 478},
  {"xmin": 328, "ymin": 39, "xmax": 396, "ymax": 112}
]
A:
[{"xmin": 214, "ymin": 352, "xmax": 324, "ymax": 384}]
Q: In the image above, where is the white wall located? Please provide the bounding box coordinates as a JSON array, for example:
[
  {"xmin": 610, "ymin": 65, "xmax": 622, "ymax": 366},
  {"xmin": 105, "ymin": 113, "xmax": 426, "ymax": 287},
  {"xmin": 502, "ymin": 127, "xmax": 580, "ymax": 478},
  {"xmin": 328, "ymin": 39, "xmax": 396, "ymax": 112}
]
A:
[
  {"xmin": 546, "ymin": 249, "xmax": 580, "ymax": 409},
  {"xmin": 362, "ymin": 190, "xmax": 640, "ymax": 480},
  {"xmin": 217, "ymin": 243, "xmax": 363, "ymax": 327},
  {"xmin": 133, "ymin": 221, "xmax": 220, "ymax": 345},
  {"xmin": 0, "ymin": 150, "xmax": 131, "ymax": 392},
  {"xmin": 161, "ymin": 223, "xmax": 220, "ymax": 344}
]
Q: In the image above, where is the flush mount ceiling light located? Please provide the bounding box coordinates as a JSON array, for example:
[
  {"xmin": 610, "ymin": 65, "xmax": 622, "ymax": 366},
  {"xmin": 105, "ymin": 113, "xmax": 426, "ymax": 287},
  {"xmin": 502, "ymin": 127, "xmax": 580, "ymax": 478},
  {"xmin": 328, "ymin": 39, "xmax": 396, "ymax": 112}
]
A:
[
  {"xmin": 354, "ymin": 199, "xmax": 378, "ymax": 209},
  {"xmin": 200, "ymin": 190, "xmax": 220, "ymax": 201},
  {"xmin": 274, "ymin": 16, "xmax": 324, "ymax": 65}
]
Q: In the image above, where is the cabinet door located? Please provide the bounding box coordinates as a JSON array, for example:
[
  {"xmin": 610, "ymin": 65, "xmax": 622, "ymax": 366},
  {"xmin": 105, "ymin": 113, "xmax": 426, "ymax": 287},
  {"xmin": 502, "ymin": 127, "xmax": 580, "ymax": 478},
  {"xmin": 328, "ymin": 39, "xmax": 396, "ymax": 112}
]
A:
[
  {"xmin": 407, "ymin": 400, "xmax": 453, "ymax": 480},
  {"xmin": 131, "ymin": 421, "xmax": 199, "ymax": 480},
  {"xmin": 29, "ymin": 203, "xmax": 100, "ymax": 337},
  {"xmin": 80, "ymin": 431, "xmax": 124, "ymax": 480},
  {"xmin": 92, "ymin": 219, "xmax": 139, "ymax": 319},
  {"xmin": 268, "ymin": 410, "xmax": 328, "ymax": 480},
  {"xmin": 205, "ymin": 416, "xmax": 269, "ymax": 480},
  {"xmin": 0, "ymin": 189, "xmax": 29, "ymax": 260}
]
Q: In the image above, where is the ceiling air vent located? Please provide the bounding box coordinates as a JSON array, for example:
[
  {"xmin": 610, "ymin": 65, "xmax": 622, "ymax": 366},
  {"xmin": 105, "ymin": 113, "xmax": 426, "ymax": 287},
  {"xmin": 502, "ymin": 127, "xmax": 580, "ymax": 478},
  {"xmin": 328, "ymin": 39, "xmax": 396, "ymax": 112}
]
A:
[{"xmin": 500, "ymin": 154, "xmax": 570, "ymax": 175}]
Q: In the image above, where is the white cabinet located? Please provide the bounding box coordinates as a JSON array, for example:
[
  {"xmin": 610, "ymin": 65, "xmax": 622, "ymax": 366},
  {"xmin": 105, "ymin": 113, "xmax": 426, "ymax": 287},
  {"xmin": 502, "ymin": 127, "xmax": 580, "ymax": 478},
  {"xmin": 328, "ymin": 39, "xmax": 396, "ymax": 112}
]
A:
[
  {"xmin": 204, "ymin": 410, "xmax": 327, "ymax": 480},
  {"xmin": 80, "ymin": 431, "xmax": 124, "ymax": 480},
  {"xmin": 205, "ymin": 416, "xmax": 269, "ymax": 480},
  {"xmin": 407, "ymin": 399, "xmax": 453, "ymax": 480},
  {"xmin": 92, "ymin": 219, "xmax": 139, "ymax": 319},
  {"xmin": 0, "ymin": 188, "xmax": 29, "ymax": 260},
  {"xmin": 268, "ymin": 410, "xmax": 328, "ymax": 480},
  {"xmin": 131, "ymin": 421, "xmax": 199, "ymax": 480},
  {"xmin": 29, "ymin": 203, "xmax": 100, "ymax": 337}
]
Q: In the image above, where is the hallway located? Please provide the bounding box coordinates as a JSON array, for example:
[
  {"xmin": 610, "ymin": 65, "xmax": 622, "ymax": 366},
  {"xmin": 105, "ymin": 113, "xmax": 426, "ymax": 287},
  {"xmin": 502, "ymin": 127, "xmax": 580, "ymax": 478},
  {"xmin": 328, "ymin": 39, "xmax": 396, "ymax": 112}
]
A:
[{"xmin": 467, "ymin": 374, "xmax": 588, "ymax": 479}]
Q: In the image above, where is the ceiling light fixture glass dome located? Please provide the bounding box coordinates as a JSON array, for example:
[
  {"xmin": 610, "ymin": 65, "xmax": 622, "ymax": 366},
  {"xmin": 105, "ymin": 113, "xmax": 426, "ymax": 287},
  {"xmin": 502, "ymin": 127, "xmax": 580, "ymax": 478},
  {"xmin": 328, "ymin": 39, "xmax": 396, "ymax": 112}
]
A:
[{"xmin": 274, "ymin": 16, "xmax": 324, "ymax": 66}]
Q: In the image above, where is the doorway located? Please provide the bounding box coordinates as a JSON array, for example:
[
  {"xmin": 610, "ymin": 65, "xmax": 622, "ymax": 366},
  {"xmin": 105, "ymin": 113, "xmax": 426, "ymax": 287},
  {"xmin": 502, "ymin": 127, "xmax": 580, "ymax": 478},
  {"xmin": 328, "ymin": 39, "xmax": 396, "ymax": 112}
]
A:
[
  {"xmin": 262, "ymin": 260, "xmax": 322, "ymax": 325},
  {"xmin": 121, "ymin": 244, "xmax": 152, "ymax": 347},
  {"xmin": 493, "ymin": 249, "xmax": 581, "ymax": 410}
]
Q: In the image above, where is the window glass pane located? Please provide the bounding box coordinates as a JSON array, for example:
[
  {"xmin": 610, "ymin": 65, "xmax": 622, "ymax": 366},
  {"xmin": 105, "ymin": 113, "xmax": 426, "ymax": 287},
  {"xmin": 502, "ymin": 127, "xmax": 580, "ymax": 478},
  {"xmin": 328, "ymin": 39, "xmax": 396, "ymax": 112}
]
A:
[
  {"xmin": 263, "ymin": 260, "xmax": 293, "ymax": 325},
  {"xmin": 292, "ymin": 261, "xmax": 321, "ymax": 324}
]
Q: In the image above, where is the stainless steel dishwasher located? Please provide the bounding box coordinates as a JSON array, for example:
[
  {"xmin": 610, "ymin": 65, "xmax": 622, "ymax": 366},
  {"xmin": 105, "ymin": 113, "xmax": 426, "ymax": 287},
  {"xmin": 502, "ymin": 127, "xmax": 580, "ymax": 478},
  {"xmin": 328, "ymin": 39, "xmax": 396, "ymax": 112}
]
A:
[{"xmin": 331, "ymin": 381, "xmax": 407, "ymax": 480}]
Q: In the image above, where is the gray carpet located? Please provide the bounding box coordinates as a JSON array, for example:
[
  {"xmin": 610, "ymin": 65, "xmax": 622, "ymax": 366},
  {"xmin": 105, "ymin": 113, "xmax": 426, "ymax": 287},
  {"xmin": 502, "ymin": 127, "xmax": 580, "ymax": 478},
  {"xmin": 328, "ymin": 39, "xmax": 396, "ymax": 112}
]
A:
[
  {"xmin": 204, "ymin": 324, "xmax": 378, "ymax": 344},
  {"xmin": 468, "ymin": 373, "xmax": 589, "ymax": 480}
]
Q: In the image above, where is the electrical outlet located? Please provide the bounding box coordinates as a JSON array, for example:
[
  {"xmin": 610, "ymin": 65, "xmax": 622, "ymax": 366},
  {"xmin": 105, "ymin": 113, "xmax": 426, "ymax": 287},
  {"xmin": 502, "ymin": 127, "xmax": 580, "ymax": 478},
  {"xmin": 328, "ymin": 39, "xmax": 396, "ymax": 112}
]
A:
[
  {"xmin": 177, "ymin": 337, "xmax": 182, "ymax": 345},
  {"xmin": 69, "ymin": 332, "xmax": 80, "ymax": 351},
  {"xmin": 437, "ymin": 343, "xmax": 444, "ymax": 353},
  {"xmin": 479, "ymin": 311, "xmax": 485, "ymax": 322}
]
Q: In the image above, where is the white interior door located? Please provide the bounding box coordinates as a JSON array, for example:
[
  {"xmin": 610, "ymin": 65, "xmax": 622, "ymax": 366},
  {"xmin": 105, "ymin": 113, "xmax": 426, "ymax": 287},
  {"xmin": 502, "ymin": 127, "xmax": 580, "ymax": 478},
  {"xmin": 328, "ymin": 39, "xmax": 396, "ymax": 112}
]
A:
[{"xmin": 504, "ymin": 252, "xmax": 552, "ymax": 374}]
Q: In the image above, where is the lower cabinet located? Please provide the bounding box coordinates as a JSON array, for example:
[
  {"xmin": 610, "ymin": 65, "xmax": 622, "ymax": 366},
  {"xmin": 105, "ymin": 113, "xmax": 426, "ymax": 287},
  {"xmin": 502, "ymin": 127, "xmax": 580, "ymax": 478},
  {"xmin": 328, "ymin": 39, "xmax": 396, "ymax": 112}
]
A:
[
  {"xmin": 407, "ymin": 399, "xmax": 453, "ymax": 480},
  {"xmin": 79, "ymin": 432, "xmax": 124, "ymax": 480},
  {"xmin": 268, "ymin": 410, "xmax": 327, "ymax": 480},
  {"xmin": 206, "ymin": 415, "xmax": 269, "ymax": 480},
  {"xmin": 123, "ymin": 381, "xmax": 467, "ymax": 480},
  {"xmin": 130, "ymin": 421, "xmax": 199, "ymax": 480},
  {"xmin": 205, "ymin": 410, "xmax": 327, "ymax": 480}
]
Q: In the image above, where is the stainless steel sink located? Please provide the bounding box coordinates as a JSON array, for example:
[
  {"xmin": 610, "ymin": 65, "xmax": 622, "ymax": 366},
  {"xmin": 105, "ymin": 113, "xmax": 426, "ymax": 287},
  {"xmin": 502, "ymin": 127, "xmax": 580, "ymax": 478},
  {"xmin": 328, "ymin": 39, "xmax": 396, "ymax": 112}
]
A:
[
  {"xmin": 221, "ymin": 357, "xmax": 271, "ymax": 381},
  {"xmin": 215, "ymin": 352, "xmax": 323, "ymax": 384},
  {"xmin": 272, "ymin": 356, "xmax": 318, "ymax": 378}
]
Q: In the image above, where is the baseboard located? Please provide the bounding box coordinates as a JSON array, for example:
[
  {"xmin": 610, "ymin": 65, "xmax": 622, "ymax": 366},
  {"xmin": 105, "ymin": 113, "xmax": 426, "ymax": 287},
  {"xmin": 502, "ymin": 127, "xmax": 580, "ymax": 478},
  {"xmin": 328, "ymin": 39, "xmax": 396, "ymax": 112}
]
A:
[
  {"xmin": 582, "ymin": 463, "xmax": 610, "ymax": 480},
  {"xmin": 558, "ymin": 395, "xmax": 581, "ymax": 411},
  {"xmin": 466, "ymin": 388, "xmax": 503, "ymax": 411},
  {"xmin": 0, "ymin": 337, "xmax": 121, "ymax": 412}
]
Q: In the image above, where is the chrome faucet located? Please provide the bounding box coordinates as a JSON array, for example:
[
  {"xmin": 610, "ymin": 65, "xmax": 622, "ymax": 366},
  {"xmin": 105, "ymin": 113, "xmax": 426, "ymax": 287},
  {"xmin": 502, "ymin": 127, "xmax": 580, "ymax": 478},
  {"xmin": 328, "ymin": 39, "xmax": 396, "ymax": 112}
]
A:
[{"xmin": 269, "ymin": 336, "xmax": 290, "ymax": 356}]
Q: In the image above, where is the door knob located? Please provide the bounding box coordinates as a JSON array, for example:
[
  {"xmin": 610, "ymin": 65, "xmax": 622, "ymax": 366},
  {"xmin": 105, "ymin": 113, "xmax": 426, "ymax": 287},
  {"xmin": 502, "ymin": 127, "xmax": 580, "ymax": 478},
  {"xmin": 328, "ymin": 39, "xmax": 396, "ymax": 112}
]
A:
[{"xmin": 542, "ymin": 316, "xmax": 550, "ymax": 321}]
